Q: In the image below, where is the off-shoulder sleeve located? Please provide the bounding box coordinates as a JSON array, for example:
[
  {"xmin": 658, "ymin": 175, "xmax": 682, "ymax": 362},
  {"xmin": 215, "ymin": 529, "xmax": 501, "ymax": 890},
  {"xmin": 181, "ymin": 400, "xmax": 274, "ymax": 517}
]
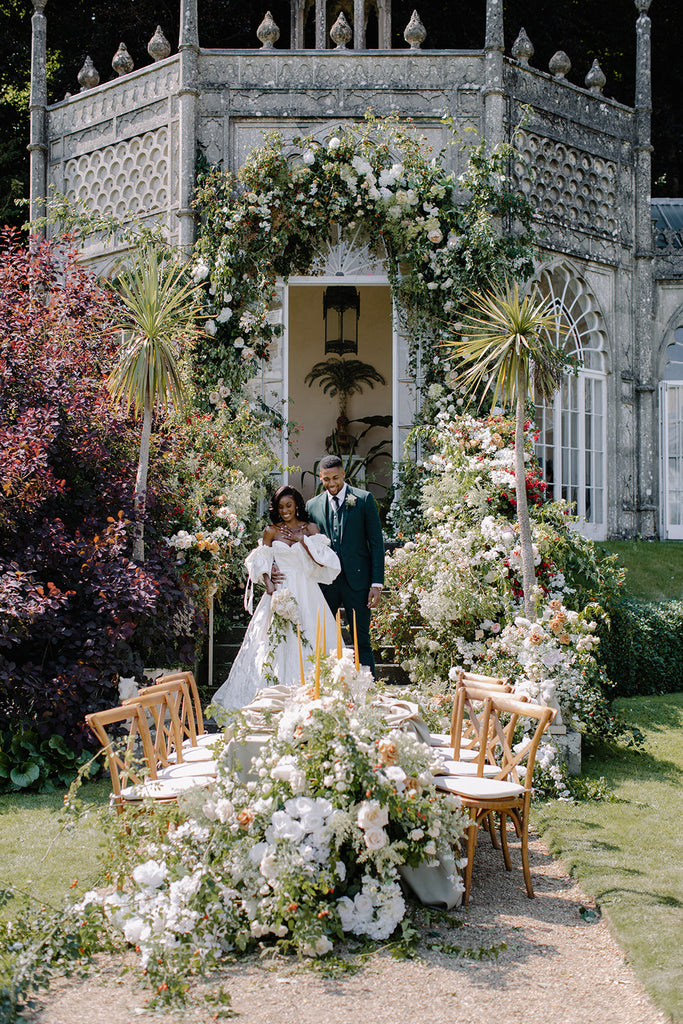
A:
[
  {"xmin": 303, "ymin": 533, "xmax": 341, "ymax": 585},
  {"xmin": 244, "ymin": 541, "xmax": 275, "ymax": 584}
]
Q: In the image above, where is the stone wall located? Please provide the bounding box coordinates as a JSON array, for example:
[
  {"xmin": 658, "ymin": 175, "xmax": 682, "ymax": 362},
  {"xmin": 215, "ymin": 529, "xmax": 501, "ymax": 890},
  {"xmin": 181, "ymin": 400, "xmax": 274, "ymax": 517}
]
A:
[{"xmin": 46, "ymin": 57, "xmax": 181, "ymax": 263}]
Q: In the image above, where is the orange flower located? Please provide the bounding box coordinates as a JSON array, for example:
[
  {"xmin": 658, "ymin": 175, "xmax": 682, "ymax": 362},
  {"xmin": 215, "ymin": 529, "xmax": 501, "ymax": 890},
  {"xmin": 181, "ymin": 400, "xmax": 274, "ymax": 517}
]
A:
[
  {"xmin": 237, "ymin": 808, "xmax": 255, "ymax": 829},
  {"xmin": 377, "ymin": 738, "xmax": 398, "ymax": 766}
]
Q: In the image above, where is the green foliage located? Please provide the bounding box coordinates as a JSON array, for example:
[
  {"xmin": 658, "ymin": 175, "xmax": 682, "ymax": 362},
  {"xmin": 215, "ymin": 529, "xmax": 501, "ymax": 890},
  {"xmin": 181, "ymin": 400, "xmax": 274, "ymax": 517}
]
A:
[
  {"xmin": 534, "ymin": 693, "xmax": 683, "ymax": 1023},
  {"xmin": 598, "ymin": 598, "xmax": 683, "ymax": 697},
  {"xmin": 0, "ymin": 727, "xmax": 98, "ymax": 794}
]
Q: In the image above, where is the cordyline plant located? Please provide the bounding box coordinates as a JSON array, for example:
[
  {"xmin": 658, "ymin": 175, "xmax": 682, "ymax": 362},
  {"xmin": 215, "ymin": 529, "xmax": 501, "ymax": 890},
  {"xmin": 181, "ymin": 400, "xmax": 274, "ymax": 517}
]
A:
[
  {"xmin": 108, "ymin": 245, "xmax": 205, "ymax": 562},
  {"xmin": 445, "ymin": 278, "xmax": 568, "ymax": 617}
]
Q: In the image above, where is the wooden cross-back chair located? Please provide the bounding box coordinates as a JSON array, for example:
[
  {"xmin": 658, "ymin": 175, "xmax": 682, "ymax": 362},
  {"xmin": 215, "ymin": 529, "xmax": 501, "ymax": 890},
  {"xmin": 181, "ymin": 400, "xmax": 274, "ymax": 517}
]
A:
[
  {"xmin": 436, "ymin": 687, "xmax": 556, "ymax": 904},
  {"xmin": 429, "ymin": 669, "xmax": 512, "ymax": 758},
  {"xmin": 147, "ymin": 671, "xmax": 219, "ymax": 752},
  {"xmin": 122, "ymin": 681, "xmax": 219, "ymax": 783},
  {"xmin": 85, "ymin": 703, "xmax": 210, "ymax": 813}
]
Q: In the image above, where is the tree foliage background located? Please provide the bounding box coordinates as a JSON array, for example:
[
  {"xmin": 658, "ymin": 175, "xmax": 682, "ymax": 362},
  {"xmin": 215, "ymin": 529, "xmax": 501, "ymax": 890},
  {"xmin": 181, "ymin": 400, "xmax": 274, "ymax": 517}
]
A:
[{"xmin": 0, "ymin": 0, "xmax": 681, "ymax": 229}]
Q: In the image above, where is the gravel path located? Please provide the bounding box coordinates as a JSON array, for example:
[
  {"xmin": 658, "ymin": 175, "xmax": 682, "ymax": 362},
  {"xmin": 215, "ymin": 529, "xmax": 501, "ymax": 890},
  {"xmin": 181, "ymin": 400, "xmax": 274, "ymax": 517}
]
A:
[{"xmin": 23, "ymin": 828, "xmax": 668, "ymax": 1024}]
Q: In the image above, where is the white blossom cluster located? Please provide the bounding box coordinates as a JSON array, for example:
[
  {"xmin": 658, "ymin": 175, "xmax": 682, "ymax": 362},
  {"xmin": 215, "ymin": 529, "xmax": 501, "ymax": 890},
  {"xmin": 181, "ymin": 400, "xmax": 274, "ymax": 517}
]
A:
[{"xmin": 86, "ymin": 675, "xmax": 466, "ymax": 992}]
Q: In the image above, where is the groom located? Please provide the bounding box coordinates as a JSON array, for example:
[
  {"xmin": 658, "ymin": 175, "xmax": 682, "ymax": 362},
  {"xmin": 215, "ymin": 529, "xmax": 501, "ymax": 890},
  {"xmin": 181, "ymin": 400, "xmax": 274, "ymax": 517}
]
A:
[{"xmin": 306, "ymin": 455, "xmax": 385, "ymax": 675}]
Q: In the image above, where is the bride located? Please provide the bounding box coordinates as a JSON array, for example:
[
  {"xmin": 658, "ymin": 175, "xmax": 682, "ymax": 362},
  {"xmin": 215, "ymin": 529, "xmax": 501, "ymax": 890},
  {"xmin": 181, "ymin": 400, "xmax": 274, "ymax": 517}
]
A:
[{"xmin": 212, "ymin": 485, "xmax": 341, "ymax": 710}]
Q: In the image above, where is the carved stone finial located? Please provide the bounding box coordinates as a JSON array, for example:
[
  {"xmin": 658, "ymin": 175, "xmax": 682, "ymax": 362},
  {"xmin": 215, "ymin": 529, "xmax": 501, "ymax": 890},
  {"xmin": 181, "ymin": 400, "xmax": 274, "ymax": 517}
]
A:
[
  {"xmin": 147, "ymin": 25, "xmax": 171, "ymax": 62},
  {"xmin": 549, "ymin": 50, "xmax": 571, "ymax": 79},
  {"xmin": 634, "ymin": 0, "xmax": 651, "ymax": 12},
  {"xmin": 330, "ymin": 11, "xmax": 352, "ymax": 49},
  {"xmin": 404, "ymin": 10, "xmax": 427, "ymax": 49},
  {"xmin": 585, "ymin": 58, "xmax": 606, "ymax": 94},
  {"xmin": 77, "ymin": 55, "xmax": 100, "ymax": 91},
  {"xmin": 256, "ymin": 11, "xmax": 280, "ymax": 48},
  {"xmin": 112, "ymin": 42, "xmax": 134, "ymax": 77},
  {"xmin": 31, "ymin": 0, "xmax": 48, "ymax": 12},
  {"xmin": 511, "ymin": 27, "xmax": 534, "ymax": 65}
]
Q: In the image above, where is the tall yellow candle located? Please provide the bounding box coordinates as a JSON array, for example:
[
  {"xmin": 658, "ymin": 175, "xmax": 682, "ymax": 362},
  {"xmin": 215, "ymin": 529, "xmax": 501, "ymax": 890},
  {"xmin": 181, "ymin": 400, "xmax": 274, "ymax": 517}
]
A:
[
  {"xmin": 314, "ymin": 610, "xmax": 321, "ymax": 699},
  {"xmin": 297, "ymin": 624, "xmax": 305, "ymax": 687},
  {"xmin": 352, "ymin": 609, "xmax": 359, "ymax": 670},
  {"xmin": 336, "ymin": 609, "xmax": 343, "ymax": 659}
]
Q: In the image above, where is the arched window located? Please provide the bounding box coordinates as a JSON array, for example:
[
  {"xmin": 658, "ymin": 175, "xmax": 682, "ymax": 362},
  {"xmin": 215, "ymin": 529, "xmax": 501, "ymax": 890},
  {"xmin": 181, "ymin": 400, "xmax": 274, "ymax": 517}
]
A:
[
  {"xmin": 659, "ymin": 325, "xmax": 683, "ymax": 539},
  {"xmin": 533, "ymin": 265, "xmax": 608, "ymax": 539}
]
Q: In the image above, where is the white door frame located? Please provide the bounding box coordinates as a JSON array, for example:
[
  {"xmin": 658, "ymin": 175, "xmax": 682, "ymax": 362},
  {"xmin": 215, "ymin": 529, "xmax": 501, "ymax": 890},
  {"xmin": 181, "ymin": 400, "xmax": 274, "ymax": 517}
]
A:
[
  {"xmin": 286, "ymin": 273, "xmax": 410, "ymax": 486},
  {"xmin": 659, "ymin": 381, "xmax": 683, "ymax": 540}
]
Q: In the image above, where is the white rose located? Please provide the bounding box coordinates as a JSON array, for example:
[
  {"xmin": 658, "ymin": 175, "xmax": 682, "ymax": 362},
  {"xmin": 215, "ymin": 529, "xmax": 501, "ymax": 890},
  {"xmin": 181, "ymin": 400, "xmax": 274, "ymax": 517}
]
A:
[
  {"xmin": 356, "ymin": 799, "xmax": 388, "ymax": 830},
  {"xmin": 205, "ymin": 319, "xmax": 217, "ymax": 336},
  {"xmin": 302, "ymin": 149, "xmax": 315, "ymax": 165},
  {"xmin": 327, "ymin": 136, "xmax": 340, "ymax": 151},
  {"xmin": 132, "ymin": 859, "xmax": 167, "ymax": 889},
  {"xmin": 364, "ymin": 825, "xmax": 388, "ymax": 851},
  {"xmin": 192, "ymin": 262, "xmax": 209, "ymax": 284}
]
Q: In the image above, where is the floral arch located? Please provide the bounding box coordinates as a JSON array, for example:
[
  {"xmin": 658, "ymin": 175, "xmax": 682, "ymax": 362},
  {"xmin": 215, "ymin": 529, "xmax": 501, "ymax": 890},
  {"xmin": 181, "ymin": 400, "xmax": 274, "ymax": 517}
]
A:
[
  {"xmin": 192, "ymin": 115, "xmax": 535, "ymax": 440},
  {"xmin": 532, "ymin": 261, "xmax": 609, "ymax": 538}
]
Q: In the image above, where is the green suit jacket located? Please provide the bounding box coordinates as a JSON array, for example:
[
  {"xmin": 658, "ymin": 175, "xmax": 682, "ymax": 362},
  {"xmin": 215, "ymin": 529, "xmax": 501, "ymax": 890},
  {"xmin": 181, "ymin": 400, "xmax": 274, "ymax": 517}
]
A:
[{"xmin": 306, "ymin": 485, "xmax": 385, "ymax": 593}]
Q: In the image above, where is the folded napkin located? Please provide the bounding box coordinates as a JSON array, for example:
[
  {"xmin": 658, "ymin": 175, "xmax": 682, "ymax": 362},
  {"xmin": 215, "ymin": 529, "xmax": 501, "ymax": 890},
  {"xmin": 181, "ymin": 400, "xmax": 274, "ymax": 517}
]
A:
[
  {"xmin": 241, "ymin": 684, "xmax": 296, "ymax": 731},
  {"xmin": 371, "ymin": 694, "xmax": 432, "ymax": 745}
]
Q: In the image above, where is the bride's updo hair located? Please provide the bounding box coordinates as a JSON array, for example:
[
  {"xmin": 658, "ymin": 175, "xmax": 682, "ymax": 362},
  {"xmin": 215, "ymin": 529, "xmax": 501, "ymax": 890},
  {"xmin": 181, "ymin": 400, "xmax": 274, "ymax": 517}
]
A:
[{"xmin": 269, "ymin": 485, "xmax": 309, "ymax": 525}]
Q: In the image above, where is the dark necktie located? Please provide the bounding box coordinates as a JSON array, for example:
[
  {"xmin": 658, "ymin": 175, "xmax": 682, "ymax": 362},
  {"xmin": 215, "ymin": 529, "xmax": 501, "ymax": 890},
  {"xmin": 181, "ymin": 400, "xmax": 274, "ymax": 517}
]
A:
[{"xmin": 331, "ymin": 495, "xmax": 340, "ymax": 547}]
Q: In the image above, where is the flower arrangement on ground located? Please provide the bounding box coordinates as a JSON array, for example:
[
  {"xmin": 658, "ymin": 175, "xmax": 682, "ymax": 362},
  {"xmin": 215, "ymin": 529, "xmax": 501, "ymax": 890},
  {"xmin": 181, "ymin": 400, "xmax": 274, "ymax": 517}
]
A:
[
  {"xmin": 74, "ymin": 679, "xmax": 465, "ymax": 998},
  {"xmin": 373, "ymin": 396, "xmax": 631, "ymax": 755},
  {"xmin": 156, "ymin": 402, "xmax": 278, "ymax": 608}
]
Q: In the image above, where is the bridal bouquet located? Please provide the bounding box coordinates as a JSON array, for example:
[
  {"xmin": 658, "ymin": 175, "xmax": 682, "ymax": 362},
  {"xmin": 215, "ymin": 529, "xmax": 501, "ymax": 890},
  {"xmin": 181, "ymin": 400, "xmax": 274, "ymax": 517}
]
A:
[
  {"xmin": 86, "ymin": 690, "xmax": 466, "ymax": 997},
  {"xmin": 270, "ymin": 587, "xmax": 299, "ymax": 623}
]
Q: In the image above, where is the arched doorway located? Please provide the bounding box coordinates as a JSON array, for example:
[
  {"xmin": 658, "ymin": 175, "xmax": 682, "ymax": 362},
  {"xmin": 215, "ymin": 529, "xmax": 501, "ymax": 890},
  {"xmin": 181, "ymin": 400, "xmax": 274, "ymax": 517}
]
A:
[{"xmin": 533, "ymin": 264, "xmax": 608, "ymax": 539}]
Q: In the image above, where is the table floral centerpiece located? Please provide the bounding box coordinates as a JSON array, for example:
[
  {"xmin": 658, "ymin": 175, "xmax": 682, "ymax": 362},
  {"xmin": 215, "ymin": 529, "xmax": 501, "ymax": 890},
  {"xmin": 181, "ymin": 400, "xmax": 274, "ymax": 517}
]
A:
[{"xmin": 79, "ymin": 653, "xmax": 465, "ymax": 999}]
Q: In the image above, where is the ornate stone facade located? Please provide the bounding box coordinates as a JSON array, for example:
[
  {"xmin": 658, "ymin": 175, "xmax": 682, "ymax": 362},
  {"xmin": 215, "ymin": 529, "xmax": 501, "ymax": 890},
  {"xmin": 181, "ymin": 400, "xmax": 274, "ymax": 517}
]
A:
[{"xmin": 29, "ymin": 0, "xmax": 683, "ymax": 539}]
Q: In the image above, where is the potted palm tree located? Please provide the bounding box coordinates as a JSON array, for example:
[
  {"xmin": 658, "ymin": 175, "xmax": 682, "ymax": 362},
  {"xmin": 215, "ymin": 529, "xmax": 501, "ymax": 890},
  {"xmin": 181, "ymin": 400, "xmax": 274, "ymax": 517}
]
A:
[
  {"xmin": 304, "ymin": 357, "xmax": 385, "ymax": 453},
  {"xmin": 445, "ymin": 279, "xmax": 567, "ymax": 618}
]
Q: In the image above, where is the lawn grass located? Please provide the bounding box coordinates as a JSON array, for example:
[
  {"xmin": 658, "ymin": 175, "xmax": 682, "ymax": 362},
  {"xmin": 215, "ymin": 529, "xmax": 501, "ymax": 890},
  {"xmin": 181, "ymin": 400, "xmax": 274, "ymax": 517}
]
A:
[
  {"xmin": 600, "ymin": 539, "xmax": 683, "ymax": 601},
  {"xmin": 0, "ymin": 779, "xmax": 110, "ymax": 921},
  {"xmin": 534, "ymin": 692, "xmax": 683, "ymax": 1024}
]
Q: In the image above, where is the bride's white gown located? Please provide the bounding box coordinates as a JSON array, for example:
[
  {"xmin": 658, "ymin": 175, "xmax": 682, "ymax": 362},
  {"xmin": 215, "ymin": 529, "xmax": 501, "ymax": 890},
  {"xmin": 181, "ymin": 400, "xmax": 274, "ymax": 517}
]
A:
[{"xmin": 212, "ymin": 535, "xmax": 341, "ymax": 710}]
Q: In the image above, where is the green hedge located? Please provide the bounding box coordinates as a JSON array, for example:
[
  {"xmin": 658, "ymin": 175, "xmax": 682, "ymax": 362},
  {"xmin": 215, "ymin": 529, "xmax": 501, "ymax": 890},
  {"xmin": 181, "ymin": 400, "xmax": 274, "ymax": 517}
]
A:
[{"xmin": 599, "ymin": 598, "xmax": 683, "ymax": 696}]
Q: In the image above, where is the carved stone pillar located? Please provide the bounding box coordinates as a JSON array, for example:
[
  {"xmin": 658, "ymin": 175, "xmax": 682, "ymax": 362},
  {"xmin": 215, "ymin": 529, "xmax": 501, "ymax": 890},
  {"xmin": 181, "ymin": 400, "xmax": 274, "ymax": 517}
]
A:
[
  {"xmin": 291, "ymin": 0, "xmax": 305, "ymax": 48},
  {"xmin": 483, "ymin": 0, "xmax": 505, "ymax": 149},
  {"xmin": 315, "ymin": 0, "xmax": 326, "ymax": 49},
  {"xmin": 177, "ymin": 0, "xmax": 200, "ymax": 254},
  {"xmin": 633, "ymin": 0, "xmax": 656, "ymax": 536},
  {"xmin": 29, "ymin": 0, "xmax": 48, "ymax": 234},
  {"xmin": 378, "ymin": 0, "xmax": 392, "ymax": 48},
  {"xmin": 353, "ymin": 0, "xmax": 365, "ymax": 49}
]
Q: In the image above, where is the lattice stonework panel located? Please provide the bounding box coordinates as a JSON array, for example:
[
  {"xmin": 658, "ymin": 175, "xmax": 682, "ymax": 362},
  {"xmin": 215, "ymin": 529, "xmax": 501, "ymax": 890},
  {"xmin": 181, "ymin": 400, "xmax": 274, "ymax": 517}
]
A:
[
  {"xmin": 515, "ymin": 132, "xmax": 618, "ymax": 237},
  {"xmin": 64, "ymin": 127, "xmax": 170, "ymax": 222}
]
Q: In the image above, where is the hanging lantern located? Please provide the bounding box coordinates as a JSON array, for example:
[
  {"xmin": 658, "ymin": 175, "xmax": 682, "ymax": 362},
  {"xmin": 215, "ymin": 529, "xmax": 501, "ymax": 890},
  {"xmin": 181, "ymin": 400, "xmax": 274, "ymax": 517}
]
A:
[{"xmin": 323, "ymin": 286, "xmax": 360, "ymax": 355}]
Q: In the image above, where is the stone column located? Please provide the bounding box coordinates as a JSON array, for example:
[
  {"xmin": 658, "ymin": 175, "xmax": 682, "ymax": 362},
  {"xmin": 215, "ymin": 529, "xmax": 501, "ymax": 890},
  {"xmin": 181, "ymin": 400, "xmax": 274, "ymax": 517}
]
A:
[
  {"xmin": 353, "ymin": 0, "xmax": 365, "ymax": 49},
  {"xmin": 291, "ymin": 0, "xmax": 305, "ymax": 48},
  {"xmin": 378, "ymin": 0, "xmax": 391, "ymax": 49},
  {"xmin": 483, "ymin": 0, "xmax": 505, "ymax": 148},
  {"xmin": 315, "ymin": 0, "xmax": 326, "ymax": 49},
  {"xmin": 29, "ymin": 0, "xmax": 48, "ymax": 234},
  {"xmin": 633, "ymin": 0, "xmax": 657, "ymax": 536},
  {"xmin": 177, "ymin": 0, "xmax": 200, "ymax": 254}
]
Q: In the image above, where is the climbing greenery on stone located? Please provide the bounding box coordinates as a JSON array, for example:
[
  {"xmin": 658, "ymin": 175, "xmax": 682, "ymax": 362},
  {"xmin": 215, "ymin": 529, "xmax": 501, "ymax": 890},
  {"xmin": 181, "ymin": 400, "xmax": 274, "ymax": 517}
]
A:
[{"xmin": 191, "ymin": 113, "xmax": 536, "ymax": 409}]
